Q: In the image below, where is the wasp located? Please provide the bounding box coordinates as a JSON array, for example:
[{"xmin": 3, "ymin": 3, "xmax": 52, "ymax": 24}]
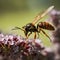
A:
[{"xmin": 12, "ymin": 6, "xmax": 55, "ymax": 41}]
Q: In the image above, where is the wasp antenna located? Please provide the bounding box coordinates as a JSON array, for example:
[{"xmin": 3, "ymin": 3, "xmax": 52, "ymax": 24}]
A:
[{"xmin": 12, "ymin": 27, "xmax": 25, "ymax": 31}]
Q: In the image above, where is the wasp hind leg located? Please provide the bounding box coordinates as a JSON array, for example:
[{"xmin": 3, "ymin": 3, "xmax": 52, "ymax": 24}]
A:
[{"xmin": 41, "ymin": 29, "xmax": 51, "ymax": 42}]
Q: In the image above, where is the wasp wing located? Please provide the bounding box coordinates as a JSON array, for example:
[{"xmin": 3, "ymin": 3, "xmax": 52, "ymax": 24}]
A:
[{"xmin": 32, "ymin": 6, "xmax": 54, "ymax": 25}]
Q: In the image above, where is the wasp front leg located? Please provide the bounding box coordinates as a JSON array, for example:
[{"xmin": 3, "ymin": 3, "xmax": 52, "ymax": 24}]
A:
[
  {"xmin": 24, "ymin": 31, "xmax": 28, "ymax": 39},
  {"xmin": 28, "ymin": 32, "xmax": 32, "ymax": 37}
]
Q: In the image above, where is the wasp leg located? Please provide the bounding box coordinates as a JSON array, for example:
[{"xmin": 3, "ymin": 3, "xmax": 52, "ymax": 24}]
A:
[
  {"xmin": 25, "ymin": 32, "xmax": 32, "ymax": 39},
  {"xmin": 28, "ymin": 32, "xmax": 32, "ymax": 37},
  {"xmin": 34, "ymin": 32, "xmax": 36, "ymax": 39},
  {"xmin": 37, "ymin": 25, "xmax": 41, "ymax": 38},
  {"xmin": 24, "ymin": 31, "xmax": 28, "ymax": 40},
  {"xmin": 37, "ymin": 32, "xmax": 40, "ymax": 38},
  {"xmin": 25, "ymin": 35, "xmax": 28, "ymax": 40},
  {"xmin": 41, "ymin": 29, "xmax": 51, "ymax": 42}
]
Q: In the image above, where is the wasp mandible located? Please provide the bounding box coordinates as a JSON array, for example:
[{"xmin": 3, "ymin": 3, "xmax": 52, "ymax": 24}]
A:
[{"xmin": 12, "ymin": 6, "xmax": 55, "ymax": 41}]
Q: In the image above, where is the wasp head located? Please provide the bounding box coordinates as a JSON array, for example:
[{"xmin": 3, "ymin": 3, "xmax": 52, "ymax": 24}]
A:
[{"xmin": 22, "ymin": 23, "xmax": 33, "ymax": 31}]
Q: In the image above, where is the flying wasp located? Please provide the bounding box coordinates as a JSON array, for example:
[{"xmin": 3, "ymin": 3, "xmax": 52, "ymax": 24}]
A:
[{"xmin": 12, "ymin": 6, "xmax": 55, "ymax": 41}]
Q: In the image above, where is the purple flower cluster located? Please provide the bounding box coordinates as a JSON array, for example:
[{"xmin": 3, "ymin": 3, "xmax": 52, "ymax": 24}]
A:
[
  {"xmin": 0, "ymin": 33, "xmax": 24, "ymax": 46},
  {"xmin": 0, "ymin": 33, "xmax": 49, "ymax": 60}
]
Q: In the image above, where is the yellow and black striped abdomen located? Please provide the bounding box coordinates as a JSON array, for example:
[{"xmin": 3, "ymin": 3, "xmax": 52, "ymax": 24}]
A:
[{"xmin": 37, "ymin": 22, "xmax": 55, "ymax": 30}]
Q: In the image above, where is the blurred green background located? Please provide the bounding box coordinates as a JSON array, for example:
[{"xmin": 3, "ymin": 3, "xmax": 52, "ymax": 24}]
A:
[{"xmin": 0, "ymin": 0, "xmax": 60, "ymax": 46}]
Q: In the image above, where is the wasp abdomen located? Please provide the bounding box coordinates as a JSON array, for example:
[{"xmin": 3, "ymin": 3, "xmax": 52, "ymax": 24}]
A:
[{"xmin": 37, "ymin": 22, "xmax": 55, "ymax": 30}]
